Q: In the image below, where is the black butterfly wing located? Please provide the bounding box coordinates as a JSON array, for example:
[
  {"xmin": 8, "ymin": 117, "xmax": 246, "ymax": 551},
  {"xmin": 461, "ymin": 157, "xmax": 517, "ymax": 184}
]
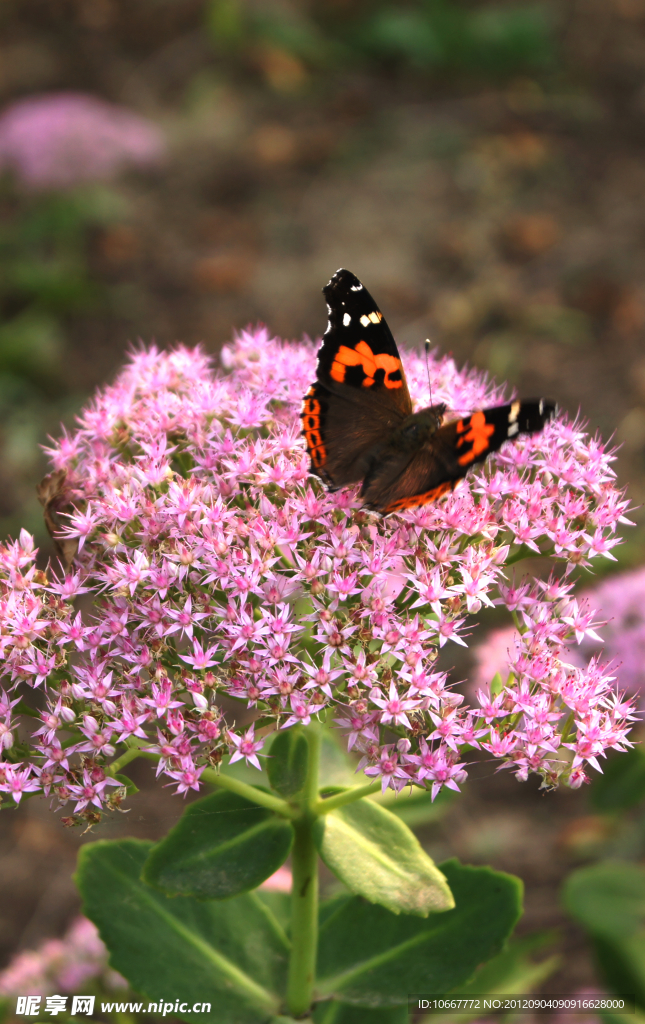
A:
[
  {"xmin": 318, "ymin": 269, "xmax": 411, "ymax": 407},
  {"xmin": 362, "ymin": 400, "xmax": 555, "ymax": 514},
  {"xmin": 301, "ymin": 268, "xmax": 413, "ymax": 488},
  {"xmin": 302, "ymin": 381, "xmax": 399, "ymax": 487}
]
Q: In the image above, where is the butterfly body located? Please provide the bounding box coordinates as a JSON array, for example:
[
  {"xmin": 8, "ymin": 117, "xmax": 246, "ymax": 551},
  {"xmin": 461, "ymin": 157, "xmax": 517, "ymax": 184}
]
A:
[
  {"xmin": 386, "ymin": 405, "xmax": 447, "ymax": 450},
  {"xmin": 301, "ymin": 268, "xmax": 555, "ymax": 515}
]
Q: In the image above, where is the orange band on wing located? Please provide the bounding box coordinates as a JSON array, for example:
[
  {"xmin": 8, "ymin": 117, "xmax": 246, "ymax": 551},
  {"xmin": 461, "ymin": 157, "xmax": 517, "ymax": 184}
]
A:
[
  {"xmin": 330, "ymin": 340, "xmax": 403, "ymax": 389},
  {"xmin": 300, "ymin": 391, "xmax": 327, "ymax": 469},
  {"xmin": 384, "ymin": 480, "xmax": 454, "ymax": 514},
  {"xmin": 455, "ymin": 411, "xmax": 495, "ymax": 466}
]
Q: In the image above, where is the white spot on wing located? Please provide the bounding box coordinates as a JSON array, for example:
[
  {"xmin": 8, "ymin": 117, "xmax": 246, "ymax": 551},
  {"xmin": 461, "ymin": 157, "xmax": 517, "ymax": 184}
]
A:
[
  {"xmin": 539, "ymin": 399, "xmax": 544, "ymax": 415},
  {"xmin": 360, "ymin": 314, "xmax": 370, "ymax": 327},
  {"xmin": 343, "ymin": 312, "xmax": 351, "ymax": 326},
  {"xmin": 508, "ymin": 422, "xmax": 519, "ymax": 436},
  {"xmin": 350, "ymin": 284, "xmax": 363, "ymax": 291},
  {"xmin": 368, "ymin": 311, "xmax": 381, "ymax": 324},
  {"xmin": 509, "ymin": 400, "xmax": 521, "ymax": 422}
]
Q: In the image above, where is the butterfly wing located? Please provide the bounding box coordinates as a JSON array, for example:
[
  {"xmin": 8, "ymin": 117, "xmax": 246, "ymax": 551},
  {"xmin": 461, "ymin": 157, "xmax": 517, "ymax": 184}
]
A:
[
  {"xmin": 362, "ymin": 400, "xmax": 555, "ymax": 514},
  {"xmin": 317, "ymin": 269, "xmax": 411, "ymax": 406},
  {"xmin": 301, "ymin": 269, "xmax": 413, "ymax": 488}
]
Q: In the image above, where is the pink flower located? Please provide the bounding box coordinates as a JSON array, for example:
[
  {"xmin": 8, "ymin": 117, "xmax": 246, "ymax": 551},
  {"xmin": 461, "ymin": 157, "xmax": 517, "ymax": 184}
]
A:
[
  {"xmin": 165, "ymin": 757, "xmax": 205, "ymax": 797},
  {"xmin": 0, "ymin": 763, "xmax": 41, "ymax": 804},
  {"xmin": 362, "ymin": 745, "xmax": 410, "ymax": 793},
  {"xmin": 0, "ymin": 916, "xmax": 126, "ymax": 998},
  {"xmin": 371, "ymin": 682, "xmax": 420, "ymax": 729},
  {"xmin": 228, "ymin": 725, "xmax": 265, "ymax": 771},
  {"xmin": 0, "ymin": 330, "xmax": 633, "ymax": 819},
  {"xmin": 67, "ymin": 769, "xmax": 120, "ymax": 812},
  {"xmin": 473, "ymin": 565, "xmax": 645, "ymax": 712},
  {"xmin": 260, "ymin": 866, "xmax": 292, "ymax": 892},
  {"xmin": 0, "ymin": 93, "xmax": 165, "ymax": 189},
  {"xmin": 179, "ymin": 640, "xmax": 220, "ymax": 671}
]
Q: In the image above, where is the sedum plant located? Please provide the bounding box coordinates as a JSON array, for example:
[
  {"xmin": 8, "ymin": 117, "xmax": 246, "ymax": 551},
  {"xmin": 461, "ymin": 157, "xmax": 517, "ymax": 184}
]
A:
[{"xmin": 0, "ymin": 329, "xmax": 634, "ymax": 1022}]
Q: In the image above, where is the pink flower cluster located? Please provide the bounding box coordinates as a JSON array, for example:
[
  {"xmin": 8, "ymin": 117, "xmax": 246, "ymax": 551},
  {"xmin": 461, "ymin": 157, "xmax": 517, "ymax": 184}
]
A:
[
  {"xmin": 474, "ymin": 564, "xmax": 645, "ymax": 712},
  {"xmin": 0, "ymin": 917, "xmax": 125, "ymax": 997},
  {"xmin": 0, "ymin": 92, "xmax": 165, "ymax": 190},
  {"xmin": 0, "ymin": 329, "xmax": 635, "ymax": 819}
]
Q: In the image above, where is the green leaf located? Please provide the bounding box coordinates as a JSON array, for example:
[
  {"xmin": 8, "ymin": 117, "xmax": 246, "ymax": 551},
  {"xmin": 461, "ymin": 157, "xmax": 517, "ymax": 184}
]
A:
[
  {"xmin": 112, "ymin": 773, "xmax": 139, "ymax": 796},
  {"xmin": 430, "ymin": 933, "xmax": 560, "ymax": 1024},
  {"xmin": 76, "ymin": 839, "xmax": 288, "ymax": 1024},
  {"xmin": 490, "ymin": 671, "xmax": 504, "ymax": 697},
  {"xmin": 0, "ymin": 311, "xmax": 63, "ymax": 380},
  {"xmin": 563, "ymin": 861, "xmax": 645, "ymax": 1008},
  {"xmin": 319, "ymin": 728, "xmax": 357, "ymax": 788},
  {"xmin": 592, "ymin": 932, "xmax": 645, "ymax": 1009},
  {"xmin": 314, "ymin": 798, "xmax": 453, "ymax": 917},
  {"xmin": 313, "ymin": 1002, "xmax": 408, "ymax": 1023},
  {"xmin": 257, "ymin": 889, "xmax": 291, "ymax": 930},
  {"xmin": 375, "ymin": 784, "xmax": 454, "ymax": 827},
  {"xmin": 563, "ymin": 861, "xmax": 645, "ymax": 942},
  {"xmin": 590, "ymin": 749, "xmax": 645, "ymax": 812},
  {"xmin": 142, "ymin": 790, "xmax": 294, "ymax": 899},
  {"xmin": 601, "ymin": 1010, "xmax": 645, "ymax": 1024},
  {"xmin": 268, "ymin": 727, "xmax": 309, "ymax": 797},
  {"xmin": 316, "ymin": 859, "xmax": 522, "ymax": 1006}
]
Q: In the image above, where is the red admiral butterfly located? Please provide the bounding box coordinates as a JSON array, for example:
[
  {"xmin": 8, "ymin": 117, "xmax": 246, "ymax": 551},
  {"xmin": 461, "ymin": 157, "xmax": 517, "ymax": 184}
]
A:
[{"xmin": 301, "ymin": 268, "xmax": 555, "ymax": 515}]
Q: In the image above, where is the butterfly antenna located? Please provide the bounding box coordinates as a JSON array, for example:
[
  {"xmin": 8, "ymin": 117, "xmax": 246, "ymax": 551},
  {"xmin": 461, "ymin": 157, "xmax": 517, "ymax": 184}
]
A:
[{"xmin": 425, "ymin": 340, "xmax": 433, "ymax": 406}]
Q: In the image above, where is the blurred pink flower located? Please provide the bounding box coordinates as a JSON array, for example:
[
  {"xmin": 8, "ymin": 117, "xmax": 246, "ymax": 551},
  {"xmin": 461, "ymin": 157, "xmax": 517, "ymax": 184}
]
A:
[
  {"xmin": 0, "ymin": 92, "xmax": 165, "ymax": 189},
  {"xmin": 260, "ymin": 866, "xmax": 293, "ymax": 892},
  {"xmin": 0, "ymin": 917, "xmax": 126, "ymax": 997}
]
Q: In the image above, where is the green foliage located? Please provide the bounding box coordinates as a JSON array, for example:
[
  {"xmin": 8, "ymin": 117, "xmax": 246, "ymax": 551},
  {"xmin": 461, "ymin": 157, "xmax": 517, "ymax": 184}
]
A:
[
  {"xmin": 590, "ymin": 749, "xmax": 645, "ymax": 813},
  {"xmin": 312, "ymin": 933, "xmax": 558, "ymax": 1024},
  {"xmin": 353, "ymin": 0, "xmax": 554, "ymax": 74},
  {"xmin": 78, "ymin": 838, "xmax": 523, "ymax": 1020},
  {"xmin": 143, "ymin": 789, "xmax": 294, "ymax": 899},
  {"xmin": 0, "ymin": 184, "xmax": 127, "ymax": 541},
  {"xmin": 76, "ymin": 839, "xmax": 290, "ymax": 1024},
  {"xmin": 268, "ymin": 727, "xmax": 310, "ymax": 797},
  {"xmin": 564, "ymin": 861, "xmax": 645, "ymax": 1008},
  {"xmin": 316, "ymin": 859, "xmax": 523, "ymax": 1005},
  {"xmin": 378, "ymin": 782, "xmax": 454, "ymax": 826},
  {"xmin": 0, "ymin": 189, "xmax": 119, "ymax": 347},
  {"xmin": 430, "ymin": 933, "xmax": 560, "ymax": 1024},
  {"xmin": 314, "ymin": 1004, "xmax": 408, "ymax": 1023},
  {"xmin": 0, "ymin": 310, "xmax": 64, "ymax": 386},
  {"xmin": 205, "ymin": 0, "xmax": 555, "ymax": 83},
  {"xmin": 564, "ymin": 861, "xmax": 645, "ymax": 941},
  {"xmin": 314, "ymin": 797, "xmax": 454, "ymax": 916},
  {"xmin": 112, "ymin": 773, "xmax": 139, "ymax": 796}
]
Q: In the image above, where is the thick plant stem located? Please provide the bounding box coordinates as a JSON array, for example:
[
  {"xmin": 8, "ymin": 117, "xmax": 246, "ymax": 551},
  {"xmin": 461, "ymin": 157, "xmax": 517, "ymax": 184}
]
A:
[{"xmin": 286, "ymin": 725, "xmax": 321, "ymax": 1018}]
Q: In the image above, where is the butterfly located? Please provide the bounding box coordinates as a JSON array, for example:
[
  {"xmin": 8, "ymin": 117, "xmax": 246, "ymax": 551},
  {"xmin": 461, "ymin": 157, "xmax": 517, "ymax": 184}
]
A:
[{"xmin": 300, "ymin": 268, "xmax": 555, "ymax": 515}]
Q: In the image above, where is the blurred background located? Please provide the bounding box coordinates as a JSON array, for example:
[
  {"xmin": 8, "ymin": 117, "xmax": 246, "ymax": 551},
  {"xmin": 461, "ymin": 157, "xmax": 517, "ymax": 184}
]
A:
[{"xmin": 2, "ymin": 0, "xmax": 645, "ymax": 1012}]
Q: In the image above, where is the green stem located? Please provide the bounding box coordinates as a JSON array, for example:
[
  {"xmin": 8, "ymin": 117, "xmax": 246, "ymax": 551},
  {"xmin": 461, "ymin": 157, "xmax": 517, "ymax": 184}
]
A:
[
  {"xmin": 201, "ymin": 767, "xmax": 296, "ymax": 818},
  {"xmin": 560, "ymin": 710, "xmax": 575, "ymax": 744},
  {"xmin": 108, "ymin": 738, "xmax": 295, "ymax": 817},
  {"xmin": 506, "ymin": 544, "xmax": 555, "ymax": 566},
  {"xmin": 107, "ymin": 744, "xmax": 143, "ymax": 777},
  {"xmin": 315, "ymin": 779, "xmax": 381, "ymax": 815},
  {"xmin": 286, "ymin": 726, "xmax": 321, "ymax": 1018},
  {"xmin": 510, "ymin": 610, "xmax": 525, "ymax": 635}
]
